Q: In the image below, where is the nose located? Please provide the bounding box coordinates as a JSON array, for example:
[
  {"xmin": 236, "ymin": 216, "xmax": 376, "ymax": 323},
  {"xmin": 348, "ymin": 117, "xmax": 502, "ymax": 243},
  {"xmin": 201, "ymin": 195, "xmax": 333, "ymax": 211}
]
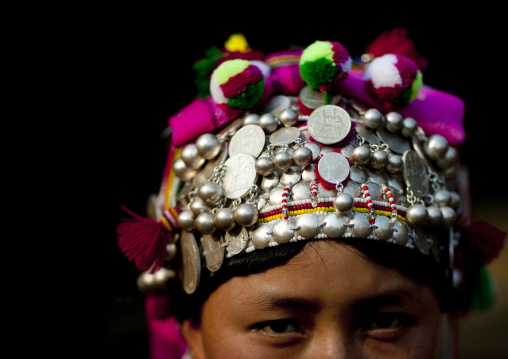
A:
[{"xmin": 307, "ymin": 327, "xmax": 355, "ymax": 359}]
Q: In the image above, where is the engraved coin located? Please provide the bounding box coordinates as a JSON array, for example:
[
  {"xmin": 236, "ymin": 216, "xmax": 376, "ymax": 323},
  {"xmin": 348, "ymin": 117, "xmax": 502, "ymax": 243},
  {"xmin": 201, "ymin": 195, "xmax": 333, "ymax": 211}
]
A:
[
  {"xmin": 317, "ymin": 152, "xmax": 350, "ymax": 184},
  {"xmin": 402, "ymin": 150, "xmax": 429, "ymax": 197},
  {"xmin": 307, "ymin": 105, "xmax": 351, "ymax": 144},
  {"xmin": 260, "ymin": 95, "xmax": 291, "ymax": 117},
  {"xmin": 222, "ymin": 154, "xmax": 257, "ymax": 199},
  {"xmin": 229, "ymin": 124, "xmax": 266, "ymax": 158},
  {"xmin": 299, "ymin": 86, "xmax": 341, "ymax": 109},
  {"xmin": 376, "ymin": 127, "xmax": 411, "ymax": 154},
  {"xmin": 226, "ymin": 227, "xmax": 248, "ymax": 255},
  {"xmin": 202, "ymin": 232, "xmax": 224, "ymax": 272},
  {"xmin": 269, "ymin": 126, "xmax": 301, "ymax": 145},
  {"xmin": 180, "ymin": 231, "xmax": 201, "ymax": 294},
  {"xmin": 355, "ymin": 124, "xmax": 381, "ymax": 145}
]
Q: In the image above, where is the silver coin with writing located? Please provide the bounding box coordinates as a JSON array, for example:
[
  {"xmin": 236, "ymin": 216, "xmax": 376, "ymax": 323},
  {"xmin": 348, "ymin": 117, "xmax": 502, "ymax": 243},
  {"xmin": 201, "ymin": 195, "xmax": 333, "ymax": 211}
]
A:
[
  {"xmin": 307, "ymin": 105, "xmax": 351, "ymax": 144},
  {"xmin": 180, "ymin": 231, "xmax": 201, "ymax": 294},
  {"xmin": 222, "ymin": 154, "xmax": 257, "ymax": 199},
  {"xmin": 202, "ymin": 232, "xmax": 224, "ymax": 272},
  {"xmin": 317, "ymin": 152, "xmax": 350, "ymax": 184},
  {"xmin": 229, "ymin": 124, "xmax": 266, "ymax": 158},
  {"xmin": 402, "ymin": 150, "xmax": 428, "ymax": 198}
]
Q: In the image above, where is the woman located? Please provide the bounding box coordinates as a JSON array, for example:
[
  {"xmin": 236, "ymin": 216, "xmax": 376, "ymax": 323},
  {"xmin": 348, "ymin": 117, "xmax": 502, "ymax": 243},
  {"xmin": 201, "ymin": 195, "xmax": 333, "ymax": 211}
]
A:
[{"xmin": 118, "ymin": 32, "xmax": 505, "ymax": 358}]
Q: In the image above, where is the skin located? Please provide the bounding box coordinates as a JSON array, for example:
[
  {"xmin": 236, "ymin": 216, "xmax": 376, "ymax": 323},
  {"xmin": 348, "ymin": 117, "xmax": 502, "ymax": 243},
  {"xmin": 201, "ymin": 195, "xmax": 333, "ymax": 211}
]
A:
[{"xmin": 182, "ymin": 241, "xmax": 442, "ymax": 358}]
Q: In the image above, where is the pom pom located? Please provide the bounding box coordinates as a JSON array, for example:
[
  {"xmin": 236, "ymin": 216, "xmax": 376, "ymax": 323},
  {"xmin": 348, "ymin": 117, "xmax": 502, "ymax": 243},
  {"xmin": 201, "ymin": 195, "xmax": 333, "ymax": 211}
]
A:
[
  {"xmin": 299, "ymin": 40, "xmax": 351, "ymax": 103},
  {"xmin": 462, "ymin": 220, "xmax": 506, "ymax": 267},
  {"xmin": 210, "ymin": 59, "xmax": 265, "ymax": 110},
  {"xmin": 117, "ymin": 206, "xmax": 170, "ymax": 273},
  {"xmin": 364, "ymin": 53, "xmax": 422, "ymax": 110}
]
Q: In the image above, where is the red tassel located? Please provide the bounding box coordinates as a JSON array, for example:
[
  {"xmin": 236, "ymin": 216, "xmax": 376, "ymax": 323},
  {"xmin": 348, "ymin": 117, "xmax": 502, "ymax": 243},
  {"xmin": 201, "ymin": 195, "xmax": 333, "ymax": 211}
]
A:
[
  {"xmin": 462, "ymin": 221, "xmax": 506, "ymax": 266},
  {"xmin": 117, "ymin": 206, "xmax": 170, "ymax": 273}
]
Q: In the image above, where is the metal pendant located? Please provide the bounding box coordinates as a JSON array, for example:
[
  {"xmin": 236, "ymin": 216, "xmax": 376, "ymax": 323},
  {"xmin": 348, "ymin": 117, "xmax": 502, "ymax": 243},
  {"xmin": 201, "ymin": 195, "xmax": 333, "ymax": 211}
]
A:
[
  {"xmin": 376, "ymin": 126, "xmax": 411, "ymax": 154},
  {"xmin": 269, "ymin": 126, "xmax": 301, "ymax": 145},
  {"xmin": 202, "ymin": 232, "xmax": 224, "ymax": 272},
  {"xmin": 299, "ymin": 86, "xmax": 341, "ymax": 109},
  {"xmin": 355, "ymin": 124, "xmax": 382, "ymax": 145},
  {"xmin": 402, "ymin": 150, "xmax": 429, "ymax": 198},
  {"xmin": 307, "ymin": 105, "xmax": 352, "ymax": 144},
  {"xmin": 180, "ymin": 231, "xmax": 201, "ymax": 294},
  {"xmin": 226, "ymin": 227, "xmax": 248, "ymax": 255},
  {"xmin": 260, "ymin": 95, "xmax": 292, "ymax": 117},
  {"xmin": 228, "ymin": 124, "xmax": 266, "ymax": 158},
  {"xmin": 222, "ymin": 154, "xmax": 257, "ymax": 199}
]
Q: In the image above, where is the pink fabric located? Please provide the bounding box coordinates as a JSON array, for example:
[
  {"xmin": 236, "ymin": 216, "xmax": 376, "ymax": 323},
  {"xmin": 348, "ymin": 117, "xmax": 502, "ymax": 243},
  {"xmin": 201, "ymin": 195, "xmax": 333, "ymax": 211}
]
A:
[
  {"xmin": 339, "ymin": 69, "xmax": 465, "ymax": 146},
  {"xmin": 145, "ymin": 295, "xmax": 188, "ymax": 359}
]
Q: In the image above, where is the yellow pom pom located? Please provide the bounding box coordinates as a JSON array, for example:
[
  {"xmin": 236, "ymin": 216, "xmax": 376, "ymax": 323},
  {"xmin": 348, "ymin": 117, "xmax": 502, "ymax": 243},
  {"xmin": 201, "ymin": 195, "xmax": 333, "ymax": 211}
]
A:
[{"xmin": 225, "ymin": 34, "xmax": 250, "ymax": 53}]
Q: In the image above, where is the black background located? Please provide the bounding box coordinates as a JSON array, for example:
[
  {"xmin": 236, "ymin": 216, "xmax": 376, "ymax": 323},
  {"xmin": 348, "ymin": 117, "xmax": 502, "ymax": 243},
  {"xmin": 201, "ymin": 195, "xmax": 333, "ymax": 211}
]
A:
[{"xmin": 40, "ymin": 6, "xmax": 507, "ymax": 358}]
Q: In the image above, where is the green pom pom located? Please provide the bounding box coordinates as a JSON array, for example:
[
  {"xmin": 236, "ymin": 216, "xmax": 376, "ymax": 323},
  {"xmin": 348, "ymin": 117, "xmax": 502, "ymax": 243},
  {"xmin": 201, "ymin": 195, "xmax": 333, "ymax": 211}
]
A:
[
  {"xmin": 227, "ymin": 79, "xmax": 265, "ymax": 110},
  {"xmin": 471, "ymin": 266, "xmax": 498, "ymax": 311},
  {"xmin": 299, "ymin": 41, "xmax": 337, "ymax": 91}
]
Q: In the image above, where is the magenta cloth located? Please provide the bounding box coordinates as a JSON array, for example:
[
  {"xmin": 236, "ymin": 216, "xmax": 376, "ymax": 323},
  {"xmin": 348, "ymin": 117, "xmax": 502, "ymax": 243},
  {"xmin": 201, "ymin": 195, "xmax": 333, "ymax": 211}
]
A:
[
  {"xmin": 145, "ymin": 295, "xmax": 188, "ymax": 359},
  {"xmin": 339, "ymin": 69, "xmax": 465, "ymax": 146}
]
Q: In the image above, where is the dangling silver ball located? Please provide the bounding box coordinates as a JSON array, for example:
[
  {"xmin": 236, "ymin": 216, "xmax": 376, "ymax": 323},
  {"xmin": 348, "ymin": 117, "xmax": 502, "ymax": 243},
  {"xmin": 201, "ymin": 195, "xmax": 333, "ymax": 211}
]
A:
[
  {"xmin": 251, "ymin": 224, "xmax": 272, "ymax": 249},
  {"xmin": 181, "ymin": 144, "xmax": 206, "ymax": 170},
  {"xmin": 401, "ymin": 117, "xmax": 418, "ymax": 137},
  {"xmin": 333, "ymin": 193, "xmax": 354, "ymax": 213},
  {"xmin": 243, "ymin": 113, "xmax": 259, "ymax": 125},
  {"xmin": 385, "ymin": 112, "xmax": 404, "ymax": 133},
  {"xmin": 214, "ymin": 207, "xmax": 236, "ymax": 231},
  {"xmin": 434, "ymin": 189, "xmax": 451, "ymax": 207},
  {"xmin": 198, "ymin": 182, "xmax": 224, "ymax": 205},
  {"xmin": 364, "ymin": 108, "xmax": 384, "ymax": 129},
  {"xmin": 386, "ymin": 154, "xmax": 403, "ymax": 173},
  {"xmin": 234, "ymin": 204, "xmax": 259, "ymax": 227},
  {"xmin": 255, "ymin": 156, "xmax": 275, "ymax": 176},
  {"xmin": 258, "ymin": 113, "xmax": 278, "ymax": 133},
  {"xmin": 293, "ymin": 146, "xmax": 313, "ymax": 166},
  {"xmin": 425, "ymin": 134, "xmax": 449, "ymax": 160},
  {"xmin": 441, "ymin": 206, "xmax": 456, "ymax": 228},
  {"xmin": 190, "ymin": 197, "xmax": 211, "ymax": 216},
  {"xmin": 370, "ymin": 150, "xmax": 388, "ymax": 169},
  {"xmin": 195, "ymin": 212, "xmax": 216, "ymax": 234},
  {"xmin": 177, "ymin": 210, "xmax": 196, "ymax": 232},
  {"xmin": 278, "ymin": 108, "xmax": 298, "ymax": 127},
  {"xmin": 172, "ymin": 158, "xmax": 196, "ymax": 180},
  {"xmin": 426, "ymin": 205, "xmax": 443, "ymax": 227},
  {"xmin": 273, "ymin": 151, "xmax": 293, "ymax": 171},
  {"xmin": 196, "ymin": 133, "xmax": 221, "ymax": 160},
  {"xmin": 351, "ymin": 146, "xmax": 372, "ymax": 165},
  {"xmin": 406, "ymin": 204, "xmax": 429, "ymax": 227}
]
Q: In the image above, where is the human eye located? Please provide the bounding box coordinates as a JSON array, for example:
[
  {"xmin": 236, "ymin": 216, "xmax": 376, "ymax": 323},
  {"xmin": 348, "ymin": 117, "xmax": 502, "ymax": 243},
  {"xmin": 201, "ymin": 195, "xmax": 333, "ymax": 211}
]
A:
[
  {"xmin": 252, "ymin": 319, "xmax": 303, "ymax": 336},
  {"xmin": 363, "ymin": 313, "xmax": 413, "ymax": 340}
]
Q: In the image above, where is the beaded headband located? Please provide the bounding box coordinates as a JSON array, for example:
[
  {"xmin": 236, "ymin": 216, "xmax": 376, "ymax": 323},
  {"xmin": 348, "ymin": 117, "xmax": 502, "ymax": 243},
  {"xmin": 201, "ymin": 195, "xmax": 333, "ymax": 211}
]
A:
[{"xmin": 118, "ymin": 33, "xmax": 505, "ymax": 298}]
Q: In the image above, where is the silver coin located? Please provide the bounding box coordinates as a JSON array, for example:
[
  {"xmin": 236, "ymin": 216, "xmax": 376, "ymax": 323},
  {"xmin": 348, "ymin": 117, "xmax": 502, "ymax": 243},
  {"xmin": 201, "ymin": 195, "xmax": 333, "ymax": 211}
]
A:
[
  {"xmin": 376, "ymin": 127, "xmax": 411, "ymax": 154},
  {"xmin": 192, "ymin": 144, "xmax": 228, "ymax": 188},
  {"xmin": 280, "ymin": 166, "xmax": 302, "ymax": 186},
  {"xmin": 222, "ymin": 154, "xmax": 258, "ymax": 199},
  {"xmin": 226, "ymin": 227, "xmax": 248, "ymax": 255},
  {"xmin": 260, "ymin": 95, "xmax": 292, "ymax": 117},
  {"xmin": 317, "ymin": 152, "xmax": 350, "ymax": 184},
  {"xmin": 307, "ymin": 105, "xmax": 351, "ymax": 144},
  {"xmin": 299, "ymin": 86, "xmax": 341, "ymax": 109},
  {"xmin": 229, "ymin": 124, "xmax": 266, "ymax": 158},
  {"xmin": 180, "ymin": 231, "xmax": 201, "ymax": 294},
  {"xmin": 355, "ymin": 124, "xmax": 382, "ymax": 145},
  {"xmin": 402, "ymin": 150, "xmax": 429, "ymax": 198},
  {"xmin": 202, "ymin": 232, "xmax": 224, "ymax": 272},
  {"xmin": 269, "ymin": 126, "xmax": 301, "ymax": 145}
]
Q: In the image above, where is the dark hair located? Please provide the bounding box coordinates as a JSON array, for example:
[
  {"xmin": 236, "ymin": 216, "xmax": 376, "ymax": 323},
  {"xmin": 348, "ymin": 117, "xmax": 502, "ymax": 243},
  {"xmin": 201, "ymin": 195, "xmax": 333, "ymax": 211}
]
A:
[{"xmin": 168, "ymin": 236, "xmax": 457, "ymax": 324}]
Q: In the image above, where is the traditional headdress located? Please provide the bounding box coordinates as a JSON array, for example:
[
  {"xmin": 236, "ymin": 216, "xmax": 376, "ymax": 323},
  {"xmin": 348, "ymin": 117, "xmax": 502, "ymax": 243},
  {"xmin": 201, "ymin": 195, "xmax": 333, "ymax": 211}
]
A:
[{"xmin": 117, "ymin": 30, "xmax": 506, "ymax": 358}]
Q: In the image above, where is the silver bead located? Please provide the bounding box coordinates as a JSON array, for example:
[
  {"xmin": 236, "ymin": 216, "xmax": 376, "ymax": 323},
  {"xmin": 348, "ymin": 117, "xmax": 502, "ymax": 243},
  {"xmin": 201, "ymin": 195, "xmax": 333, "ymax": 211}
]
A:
[
  {"xmin": 450, "ymin": 191, "xmax": 461, "ymax": 210},
  {"xmin": 178, "ymin": 210, "xmax": 196, "ymax": 232},
  {"xmin": 386, "ymin": 154, "xmax": 403, "ymax": 173},
  {"xmin": 322, "ymin": 213, "xmax": 347, "ymax": 238},
  {"xmin": 425, "ymin": 134, "xmax": 449, "ymax": 160},
  {"xmin": 385, "ymin": 112, "xmax": 404, "ymax": 133},
  {"xmin": 278, "ymin": 108, "xmax": 298, "ymax": 127},
  {"xmin": 195, "ymin": 212, "xmax": 216, "ymax": 234},
  {"xmin": 234, "ymin": 204, "xmax": 259, "ymax": 227},
  {"xmin": 426, "ymin": 205, "xmax": 443, "ymax": 227},
  {"xmin": 401, "ymin": 117, "xmax": 418, "ymax": 137},
  {"xmin": 296, "ymin": 213, "xmax": 321, "ymax": 239},
  {"xmin": 370, "ymin": 150, "xmax": 388, "ymax": 169},
  {"xmin": 166, "ymin": 243, "xmax": 178, "ymax": 261},
  {"xmin": 181, "ymin": 144, "xmax": 206, "ymax": 170},
  {"xmin": 434, "ymin": 189, "xmax": 451, "ymax": 207},
  {"xmin": 374, "ymin": 215, "xmax": 392, "ymax": 240},
  {"xmin": 251, "ymin": 224, "xmax": 272, "ymax": 249},
  {"xmin": 214, "ymin": 207, "xmax": 236, "ymax": 231},
  {"xmin": 172, "ymin": 158, "xmax": 196, "ymax": 180},
  {"xmin": 273, "ymin": 151, "xmax": 293, "ymax": 171},
  {"xmin": 293, "ymin": 146, "xmax": 313, "ymax": 166},
  {"xmin": 364, "ymin": 108, "xmax": 384, "ymax": 129},
  {"xmin": 406, "ymin": 204, "xmax": 429, "ymax": 227},
  {"xmin": 333, "ymin": 193, "xmax": 354, "ymax": 213},
  {"xmin": 196, "ymin": 133, "xmax": 220, "ymax": 160},
  {"xmin": 440, "ymin": 206, "xmax": 456, "ymax": 228},
  {"xmin": 272, "ymin": 219, "xmax": 294, "ymax": 243},
  {"xmin": 190, "ymin": 197, "xmax": 211, "ymax": 216},
  {"xmin": 255, "ymin": 156, "xmax": 275, "ymax": 176},
  {"xmin": 198, "ymin": 182, "xmax": 224, "ymax": 205},
  {"xmin": 258, "ymin": 113, "xmax": 278, "ymax": 133},
  {"xmin": 243, "ymin": 113, "xmax": 259, "ymax": 125},
  {"xmin": 351, "ymin": 213, "xmax": 372, "ymax": 238},
  {"xmin": 437, "ymin": 147, "xmax": 458, "ymax": 169},
  {"xmin": 392, "ymin": 221, "xmax": 409, "ymax": 245},
  {"xmin": 351, "ymin": 145, "xmax": 371, "ymax": 165}
]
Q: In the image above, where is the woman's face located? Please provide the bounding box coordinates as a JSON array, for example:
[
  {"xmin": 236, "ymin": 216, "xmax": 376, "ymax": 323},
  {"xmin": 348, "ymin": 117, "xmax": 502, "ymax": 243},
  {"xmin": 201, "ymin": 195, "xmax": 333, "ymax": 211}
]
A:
[{"xmin": 182, "ymin": 241, "xmax": 442, "ymax": 359}]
